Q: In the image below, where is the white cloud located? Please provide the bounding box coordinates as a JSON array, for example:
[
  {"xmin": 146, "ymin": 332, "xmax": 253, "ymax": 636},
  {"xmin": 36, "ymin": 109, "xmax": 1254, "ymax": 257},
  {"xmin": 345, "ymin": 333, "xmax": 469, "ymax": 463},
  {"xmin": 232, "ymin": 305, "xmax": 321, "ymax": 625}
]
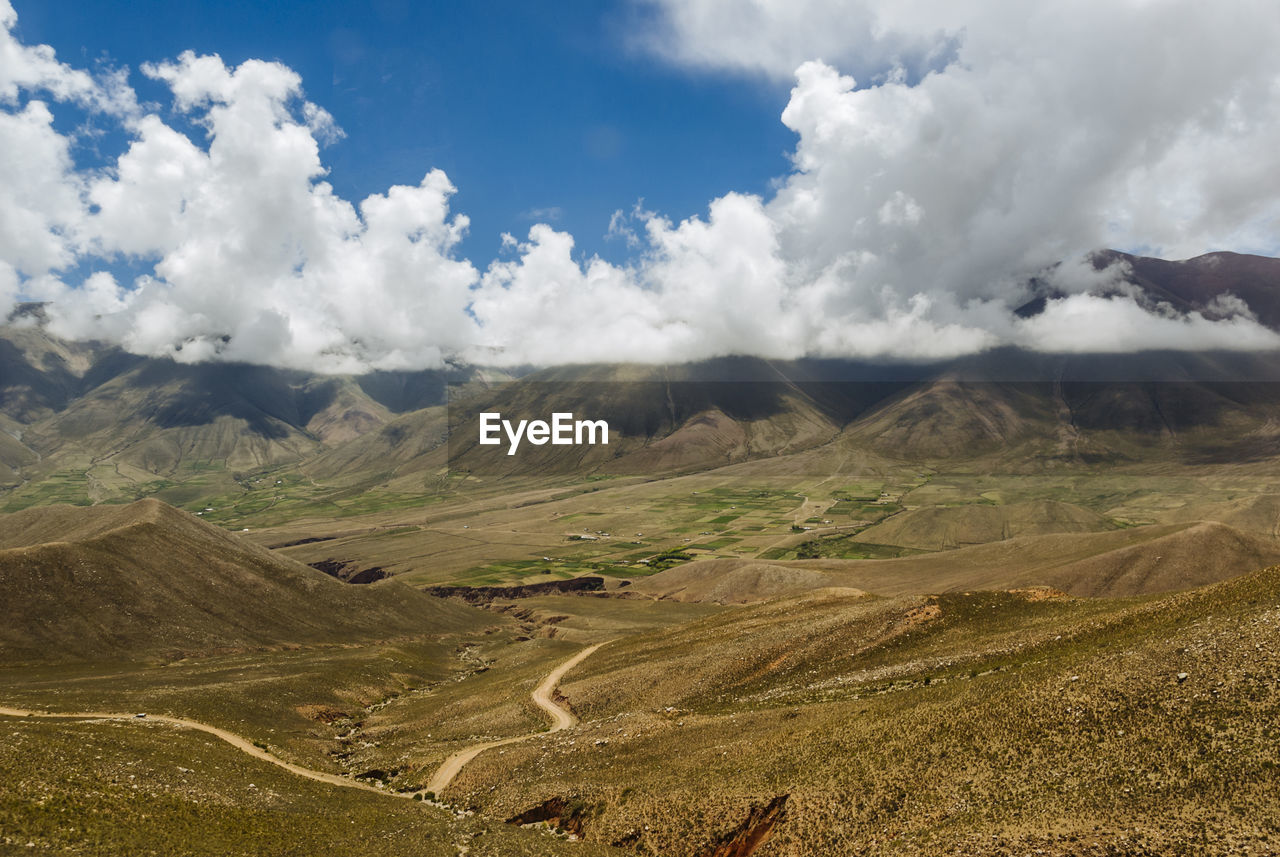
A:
[
  {"xmin": 605, "ymin": 208, "xmax": 638, "ymax": 248},
  {"xmin": 629, "ymin": 0, "xmax": 952, "ymax": 83},
  {"xmin": 1015, "ymin": 294, "xmax": 1280, "ymax": 353},
  {"xmin": 469, "ymin": 0, "xmax": 1280, "ymax": 366},
  {"xmin": 44, "ymin": 51, "xmax": 479, "ymax": 372},
  {"xmin": 470, "ymin": 224, "xmax": 659, "ymax": 365},
  {"xmin": 4, "ymin": 1, "xmax": 1280, "ymax": 369},
  {"xmin": 0, "ymin": 100, "xmax": 84, "ymax": 276},
  {"xmin": 0, "ymin": 0, "xmax": 138, "ymax": 285},
  {"xmin": 1, "ymin": 0, "xmax": 99, "ymax": 105}
]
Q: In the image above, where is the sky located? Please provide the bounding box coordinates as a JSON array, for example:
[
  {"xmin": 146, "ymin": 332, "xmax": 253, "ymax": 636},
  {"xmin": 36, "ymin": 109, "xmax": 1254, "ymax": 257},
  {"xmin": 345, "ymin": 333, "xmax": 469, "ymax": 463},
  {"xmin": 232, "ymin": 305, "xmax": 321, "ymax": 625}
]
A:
[
  {"xmin": 4, "ymin": 0, "xmax": 1280, "ymax": 371},
  {"xmin": 7, "ymin": 0, "xmax": 796, "ymax": 266}
]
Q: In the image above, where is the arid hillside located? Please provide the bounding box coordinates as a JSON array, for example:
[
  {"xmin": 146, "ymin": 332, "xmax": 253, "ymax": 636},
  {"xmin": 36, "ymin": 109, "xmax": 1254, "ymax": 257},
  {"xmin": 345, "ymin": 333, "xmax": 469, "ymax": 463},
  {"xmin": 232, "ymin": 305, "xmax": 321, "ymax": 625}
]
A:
[
  {"xmin": 423, "ymin": 564, "xmax": 1280, "ymax": 855},
  {"xmin": 854, "ymin": 498, "xmax": 1115, "ymax": 551},
  {"xmin": 0, "ymin": 498, "xmax": 488, "ymax": 662}
]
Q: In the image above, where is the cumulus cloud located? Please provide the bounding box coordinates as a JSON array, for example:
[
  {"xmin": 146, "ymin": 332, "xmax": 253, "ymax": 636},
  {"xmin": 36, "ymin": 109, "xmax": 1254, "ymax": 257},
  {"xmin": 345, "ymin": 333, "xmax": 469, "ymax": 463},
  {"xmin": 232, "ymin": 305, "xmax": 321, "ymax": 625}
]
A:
[
  {"xmin": 0, "ymin": 99, "xmax": 82, "ymax": 277},
  {"xmin": 629, "ymin": 0, "xmax": 955, "ymax": 84},
  {"xmin": 29, "ymin": 49, "xmax": 479, "ymax": 371},
  {"xmin": 1015, "ymin": 294, "xmax": 1280, "ymax": 353},
  {"xmin": 3, "ymin": 0, "xmax": 1280, "ymax": 368},
  {"xmin": 0, "ymin": 0, "xmax": 141, "ymax": 317},
  {"xmin": 474, "ymin": 0, "xmax": 1280, "ymax": 363},
  {"xmin": 0, "ymin": 0, "xmax": 129, "ymax": 297},
  {"xmin": 0, "ymin": 0, "xmax": 132, "ymax": 110}
]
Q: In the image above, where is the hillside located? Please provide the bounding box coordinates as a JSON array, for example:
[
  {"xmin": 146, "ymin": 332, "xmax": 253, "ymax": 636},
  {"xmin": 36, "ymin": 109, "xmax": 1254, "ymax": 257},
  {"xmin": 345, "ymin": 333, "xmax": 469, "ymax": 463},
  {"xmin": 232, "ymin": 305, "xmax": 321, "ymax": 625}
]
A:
[
  {"xmin": 623, "ymin": 519, "xmax": 1280, "ymax": 604},
  {"xmin": 0, "ymin": 429, "xmax": 37, "ymax": 487},
  {"xmin": 301, "ymin": 405, "xmax": 451, "ymax": 485},
  {"xmin": 9, "ymin": 282, "xmax": 1280, "ymax": 516},
  {"xmin": 1170, "ymin": 492, "xmax": 1280, "ymax": 536},
  {"xmin": 804, "ymin": 520, "xmax": 1280, "ymax": 597},
  {"xmin": 18, "ymin": 362, "xmax": 356, "ymax": 476},
  {"xmin": 855, "ymin": 498, "xmax": 1115, "ymax": 550},
  {"xmin": 628, "ymin": 559, "xmax": 842, "ymax": 604},
  {"xmin": 339, "ymin": 348, "xmax": 1280, "ymax": 488},
  {"xmin": 0, "ymin": 713, "xmax": 620, "ymax": 857},
  {"xmin": 0, "ymin": 318, "xmax": 491, "ymax": 510},
  {"xmin": 834, "ymin": 354, "xmax": 1280, "ymax": 468},
  {"xmin": 1101, "ymin": 249, "xmax": 1280, "ymax": 328},
  {"xmin": 0, "ymin": 312, "xmax": 133, "ymax": 424},
  {"xmin": 349, "ymin": 560, "xmax": 1280, "ymax": 855},
  {"xmin": 0, "ymin": 499, "xmax": 488, "ymax": 663}
]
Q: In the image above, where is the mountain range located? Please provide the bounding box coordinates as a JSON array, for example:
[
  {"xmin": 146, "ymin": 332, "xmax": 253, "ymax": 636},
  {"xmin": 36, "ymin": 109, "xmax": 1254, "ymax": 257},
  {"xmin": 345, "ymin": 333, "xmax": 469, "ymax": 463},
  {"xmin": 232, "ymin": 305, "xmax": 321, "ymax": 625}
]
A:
[{"xmin": 4, "ymin": 250, "xmax": 1280, "ymax": 513}]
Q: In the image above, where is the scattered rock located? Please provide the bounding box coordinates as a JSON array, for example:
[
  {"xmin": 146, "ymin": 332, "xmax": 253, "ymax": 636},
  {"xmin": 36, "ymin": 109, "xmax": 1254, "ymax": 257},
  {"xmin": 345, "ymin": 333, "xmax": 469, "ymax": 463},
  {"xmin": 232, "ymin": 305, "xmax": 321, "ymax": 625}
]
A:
[
  {"xmin": 505, "ymin": 795, "xmax": 592, "ymax": 837},
  {"xmin": 693, "ymin": 794, "xmax": 789, "ymax": 857}
]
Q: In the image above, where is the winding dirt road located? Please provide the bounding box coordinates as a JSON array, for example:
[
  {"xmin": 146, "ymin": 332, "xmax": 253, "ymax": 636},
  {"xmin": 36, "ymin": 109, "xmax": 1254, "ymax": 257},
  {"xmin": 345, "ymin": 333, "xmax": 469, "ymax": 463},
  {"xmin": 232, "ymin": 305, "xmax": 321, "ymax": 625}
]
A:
[
  {"xmin": 0, "ymin": 640, "xmax": 609, "ymax": 801},
  {"xmin": 424, "ymin": 641, "xmax": 608, "ymax": 794},
  {"xmin": 0, "ymin": 705, "xmax": 389, "ymax": 796}
]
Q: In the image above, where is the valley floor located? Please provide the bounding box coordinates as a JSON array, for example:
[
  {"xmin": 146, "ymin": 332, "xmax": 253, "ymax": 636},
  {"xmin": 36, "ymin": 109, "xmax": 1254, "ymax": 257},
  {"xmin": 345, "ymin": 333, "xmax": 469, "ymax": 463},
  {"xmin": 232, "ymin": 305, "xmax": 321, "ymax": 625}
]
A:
[{"xmin": 6, "ymin": 446, "xmax": 1280, "ymax": 854}]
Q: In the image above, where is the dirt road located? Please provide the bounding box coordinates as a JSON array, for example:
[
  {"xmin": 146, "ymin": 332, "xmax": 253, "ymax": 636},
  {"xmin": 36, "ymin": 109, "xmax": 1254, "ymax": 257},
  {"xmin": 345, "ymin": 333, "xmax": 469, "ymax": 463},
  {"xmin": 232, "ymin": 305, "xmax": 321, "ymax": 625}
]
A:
[
  {"xmin": 424, "ymin": 641, "xmax": 608, "ymax": 794},
  {"xmin": 2, "ymin": 640, "xmax": 609, "ymax": 803},
  {"xmin": 0, "ymin": 705, "xmax": 388, "ymax": 796}
]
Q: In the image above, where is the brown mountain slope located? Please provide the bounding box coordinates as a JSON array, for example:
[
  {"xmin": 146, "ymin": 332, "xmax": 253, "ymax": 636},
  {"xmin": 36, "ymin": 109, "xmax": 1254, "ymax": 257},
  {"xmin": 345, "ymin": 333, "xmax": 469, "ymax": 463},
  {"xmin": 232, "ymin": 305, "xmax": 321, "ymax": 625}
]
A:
[
  {"xmin": 0, "ymin": 316, "xmax": 133, "ymax": 424},
  {"xmin": 0, "ymin": 430, "xmax": 37, "ymax": 487},
  {"xmin": 836, "ymin": 379, "xmax": 1062, "ymax": 462},
  {"xmin": 856, "ymin": 498, "xmax": 1116, "ymax": 551},
  {"xmin": 463, "ymin": 563, "xmax": 1280, "ymax": 855},
  {"xmin": 835, "ymin": 372, "xmax": 1280, "ymax": 468},
  {"xmin": 0, "ymin": 319, "xmax": 487, "ymax": 505},
  {"xmin": 640, "ymin": 520, "xmax": 1280, "ymax": 602},
  {"xmin": 628, "ymin": 559, "xmax": 843, "ymax": 604},
  {"xmin": 302, "ymin": 405, "xmax": 450, "ymax": 485},
  {"xmin": 802, "ymin": 520, "xmax": 1280, "ymax": 597},
  {"xmin": 1169, "ymin": 492, "xmax": 1280, "ymax": 537},
  {"xmin": 0, "ymin": 499, "xmax": 488, "ymax": 663},
  {"xmin": 1105, "ymin": 249, "xmax": 1280, "ymax": 328},
  {"xmin": 17, "ymin": 363, "xmax": 327, "ymax": 476},
  {"xmin": 0, "ymin": 498, "xmax": 207, "ymax": 547}
]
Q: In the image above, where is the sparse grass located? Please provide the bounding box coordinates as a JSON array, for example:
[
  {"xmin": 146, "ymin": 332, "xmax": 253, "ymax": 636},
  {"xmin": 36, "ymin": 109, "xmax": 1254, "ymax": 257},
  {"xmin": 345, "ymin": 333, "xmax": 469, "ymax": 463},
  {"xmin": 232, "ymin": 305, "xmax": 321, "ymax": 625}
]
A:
[
  {"xmin": 12, "ymin": 425, "xmax": 1280, "ymax": 854},
  {"xmin": 0, "ymin": 639, "xmax": 473, "ymax": 773},
  {"xmin": 429, "ymin": 569, "xmax": 1280, "ymax": 855},
  {"xmin": 0, "ymin": 714, "xmax": 616, "ymax": 856}
]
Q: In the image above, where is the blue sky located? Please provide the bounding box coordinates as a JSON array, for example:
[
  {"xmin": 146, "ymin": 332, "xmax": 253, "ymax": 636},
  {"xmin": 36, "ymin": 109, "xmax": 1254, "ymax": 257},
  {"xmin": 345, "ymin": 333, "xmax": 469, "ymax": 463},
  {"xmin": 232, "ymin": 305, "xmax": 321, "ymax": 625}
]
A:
[{"xmin": 12, "ymin": 0, "xmax": 795, "ymax": 265}]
